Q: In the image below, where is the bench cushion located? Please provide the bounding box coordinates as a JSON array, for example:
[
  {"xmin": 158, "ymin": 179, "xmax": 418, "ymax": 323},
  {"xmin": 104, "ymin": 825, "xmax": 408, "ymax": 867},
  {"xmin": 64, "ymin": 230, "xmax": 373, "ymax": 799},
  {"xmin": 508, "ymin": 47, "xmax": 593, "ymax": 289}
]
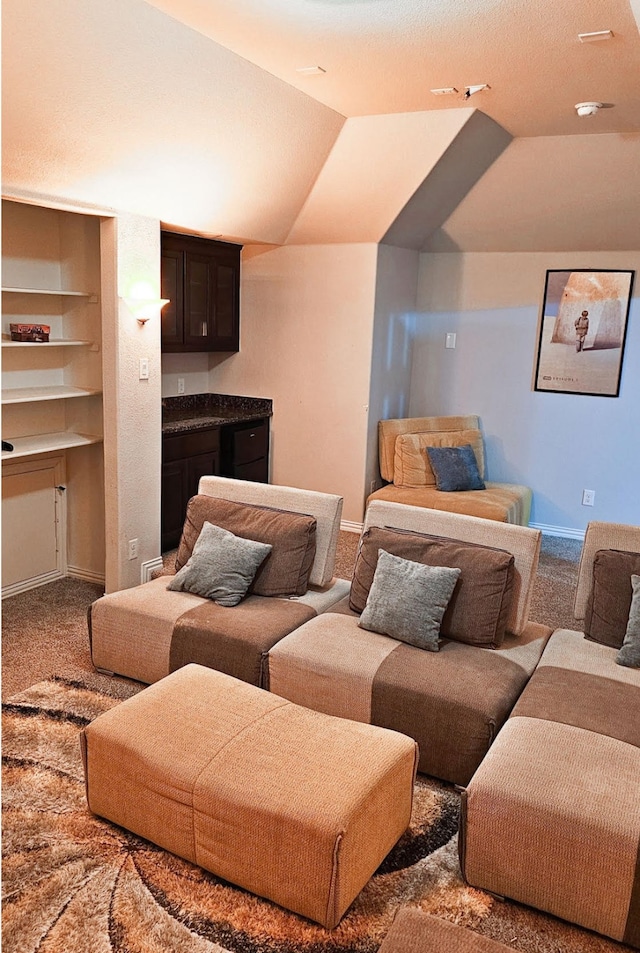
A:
[
  {"xmin": 90, "ymin": 576, "xmax": 316, "ymax": 686},
  {"xmin": 461, "ymin": 630, "xmax": 640, "ymax": 947},
  {"xmin": 349, "ymin": 526, "xmax": 514, "ymax": 648},
  {"xmin": 175, "ymin": 495, "xmax": 317, "ymax": 597},
  {"xmin": 367, "ymin": 482, "xmax": 532, "ymax": 527},
  {"xmin": 268, "ymin": 610, "xmax": 550, "ymax": 786}
]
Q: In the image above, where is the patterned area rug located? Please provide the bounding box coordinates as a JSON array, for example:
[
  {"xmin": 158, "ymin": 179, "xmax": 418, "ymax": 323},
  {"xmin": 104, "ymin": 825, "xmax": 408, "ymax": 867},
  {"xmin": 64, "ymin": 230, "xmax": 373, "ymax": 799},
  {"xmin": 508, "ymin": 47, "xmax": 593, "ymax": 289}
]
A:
[{"xmin": 2, "ymin": 679, "xmax": 630, "ymax": 953}]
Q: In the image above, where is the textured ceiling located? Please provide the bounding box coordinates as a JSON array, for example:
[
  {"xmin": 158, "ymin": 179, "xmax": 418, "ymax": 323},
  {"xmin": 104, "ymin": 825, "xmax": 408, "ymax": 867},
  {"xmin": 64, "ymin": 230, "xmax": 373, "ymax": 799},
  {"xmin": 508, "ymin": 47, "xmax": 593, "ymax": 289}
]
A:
[
  {"xmin": 145, "ymin": 0, "xmax": 640, "ymax": 137},
  {"xmin": 2, "ymin": 0, "xmax": 640, "ymax": 250}
]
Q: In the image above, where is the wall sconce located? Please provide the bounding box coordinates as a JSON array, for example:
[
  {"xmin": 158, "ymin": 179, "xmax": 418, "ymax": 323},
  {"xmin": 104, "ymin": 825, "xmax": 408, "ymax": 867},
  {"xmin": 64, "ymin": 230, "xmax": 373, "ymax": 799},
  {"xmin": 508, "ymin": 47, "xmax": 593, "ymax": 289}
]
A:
[{"xmin": 124, "ymin": 281, "xmax": 170, "ymax": 326}]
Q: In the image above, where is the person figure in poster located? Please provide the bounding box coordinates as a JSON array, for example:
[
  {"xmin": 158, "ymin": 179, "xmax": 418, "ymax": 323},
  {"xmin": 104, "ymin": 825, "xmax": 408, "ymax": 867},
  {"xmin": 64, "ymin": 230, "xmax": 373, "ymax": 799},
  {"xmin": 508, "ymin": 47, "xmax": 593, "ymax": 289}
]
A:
[{"xmin": 574, "ymin": 310, "xmax": 589, "ymax": 351}]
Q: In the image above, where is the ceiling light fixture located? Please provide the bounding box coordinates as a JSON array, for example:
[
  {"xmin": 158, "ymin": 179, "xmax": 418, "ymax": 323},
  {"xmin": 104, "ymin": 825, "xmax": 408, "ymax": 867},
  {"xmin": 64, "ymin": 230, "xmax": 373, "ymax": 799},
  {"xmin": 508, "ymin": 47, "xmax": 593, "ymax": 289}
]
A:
[
  {"xmin": 578, "ymin": 30, "xmax": 613, "ymax": 42},
  {"xmin": 430, "ymin": 87, "xmax": 458, "ymax": 96},
  {"xmin": 463, "ymin": 84, "xmax": 490, "ymax": 99},
  {"xmin": 575, "ymin": 101, "xmax": 603, "ymax": 117},
  {"xmin": 296, "ymin": 66, "xmax": 326, "ymax": 75}
]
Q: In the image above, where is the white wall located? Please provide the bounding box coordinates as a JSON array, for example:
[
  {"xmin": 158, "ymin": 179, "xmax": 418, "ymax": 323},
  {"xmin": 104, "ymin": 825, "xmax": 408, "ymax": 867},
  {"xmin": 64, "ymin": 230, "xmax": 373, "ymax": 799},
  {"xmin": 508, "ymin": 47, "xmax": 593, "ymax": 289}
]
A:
[
  {"xmin": 101, "ymin": 213, "xmax": 163, "ymax": 591},
  {"xmin": 203, "ymin": 243, "xmax": 379, "ymax": 523},
  {"xmin": 366, "ymin": 245, "xmax": 420, "ymax": 497},
  {"xmin": 412, "ymin": 251, "xmax": 640, "ymax": 535}
]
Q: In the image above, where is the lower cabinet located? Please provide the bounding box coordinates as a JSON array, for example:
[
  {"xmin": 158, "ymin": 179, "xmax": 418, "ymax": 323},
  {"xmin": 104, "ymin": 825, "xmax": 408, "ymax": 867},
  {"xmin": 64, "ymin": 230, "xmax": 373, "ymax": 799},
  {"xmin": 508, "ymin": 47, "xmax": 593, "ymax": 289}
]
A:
[
  {"xmin": 161, "ymin": 430, "xmax": 220, "ymax": 551},
  {"xmin": 221, "ymin": 418, "xmax": 269, "ymax": 482},
  {"xmin": 161, "ymin": 417, "xmax": 270, "ymax": 552}
]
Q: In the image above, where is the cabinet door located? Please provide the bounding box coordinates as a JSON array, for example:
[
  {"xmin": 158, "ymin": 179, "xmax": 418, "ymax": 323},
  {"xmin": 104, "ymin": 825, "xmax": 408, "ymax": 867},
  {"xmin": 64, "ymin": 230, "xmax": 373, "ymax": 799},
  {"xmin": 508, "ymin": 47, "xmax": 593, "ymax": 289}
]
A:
[
  {"xmin": 232, "ymin": 458, "xmax": 269, "ymax": 483},
  {"xmin": 161, "ymin": 231, "xmax": 241, "ymax": 353},
  {"xmin": 161, "ymin": 249, "xmax": 184, "ymax": 346},
  {"xmin": 188, "ymin": 450, "xmax": 220, "ymax": 500},
  {"xmin": 161, "ymin": 459, "xmax": 189, "ymax": 552},
  {"xmin": 184, "ymin": 253, "xmax": 215, "ymax": 348},
  {"xmin": 211, "ymin": 260, "xmax": 240, "ymax": 351},
  {"xmin": 2, "ymin": 458, "xmax": 66, "ymax": 594}
]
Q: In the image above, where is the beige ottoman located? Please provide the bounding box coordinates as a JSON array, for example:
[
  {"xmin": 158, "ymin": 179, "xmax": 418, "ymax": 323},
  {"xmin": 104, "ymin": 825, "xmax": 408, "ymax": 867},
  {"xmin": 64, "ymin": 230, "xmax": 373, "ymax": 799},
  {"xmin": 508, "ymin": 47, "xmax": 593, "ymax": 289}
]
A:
[
  {"xmin": 81, "ymin": 664, "xmax": 417, "ymax": 929},
  {"xmin": 379, "ymin": 909, "xmax": 516, "ymax": 952}
]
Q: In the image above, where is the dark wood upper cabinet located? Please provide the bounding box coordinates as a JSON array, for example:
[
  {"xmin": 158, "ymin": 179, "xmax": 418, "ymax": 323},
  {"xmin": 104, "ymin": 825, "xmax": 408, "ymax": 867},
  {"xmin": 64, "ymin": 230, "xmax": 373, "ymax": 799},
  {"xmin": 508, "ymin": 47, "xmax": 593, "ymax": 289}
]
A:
[{"xmin": 161, "ymin": 231, "xmax": 241, "ymax": 352}]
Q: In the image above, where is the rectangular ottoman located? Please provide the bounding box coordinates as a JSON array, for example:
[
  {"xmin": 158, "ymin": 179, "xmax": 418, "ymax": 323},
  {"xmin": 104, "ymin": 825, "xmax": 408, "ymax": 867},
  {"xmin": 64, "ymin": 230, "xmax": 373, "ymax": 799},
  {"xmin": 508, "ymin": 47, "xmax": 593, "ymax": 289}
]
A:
[
  {"xmin": 81, "ymin": 664, "xmax": 418, "ymax": 929},
  {"xmin": 379, "ymin": 909, "xmax": 516, "ymax": 952}
]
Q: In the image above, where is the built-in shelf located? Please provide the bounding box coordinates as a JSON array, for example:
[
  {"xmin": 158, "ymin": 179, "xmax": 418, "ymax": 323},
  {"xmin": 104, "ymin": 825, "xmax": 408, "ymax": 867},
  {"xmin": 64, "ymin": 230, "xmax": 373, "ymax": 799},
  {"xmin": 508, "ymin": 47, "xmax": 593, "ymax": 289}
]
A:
[
  {"xmin": 2, "ymin": 384, "xmax": 102, "ymax": 404},
  {"xmin": 1, "ymin": 337, "xmax": 93, "ymax": 348},
  {"xmin": 1, "ymin": 431, "xmax": 103, "ymax": 461},
  {"xmin": 2, "ymin": 286, "xmax": 96, "ymax": 298}
]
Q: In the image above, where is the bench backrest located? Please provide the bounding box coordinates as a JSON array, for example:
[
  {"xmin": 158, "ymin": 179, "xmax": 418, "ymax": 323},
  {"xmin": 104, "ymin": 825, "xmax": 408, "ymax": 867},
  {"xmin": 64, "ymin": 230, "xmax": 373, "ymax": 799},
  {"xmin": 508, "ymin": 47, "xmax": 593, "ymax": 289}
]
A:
[
  {"xmin": 364, "ymin": 500, "xmax": 541, "ymax": 636},
  {"xmin": 378, "ymin": 415, "xmax": 480, "ymax": 483},
  {"xmin": 198, "ymin": 476, "xmax": 343, "ymax": 588},
  {"xmin": 574, "ymin": 520, "xmax": 640, "ymax": 619}
]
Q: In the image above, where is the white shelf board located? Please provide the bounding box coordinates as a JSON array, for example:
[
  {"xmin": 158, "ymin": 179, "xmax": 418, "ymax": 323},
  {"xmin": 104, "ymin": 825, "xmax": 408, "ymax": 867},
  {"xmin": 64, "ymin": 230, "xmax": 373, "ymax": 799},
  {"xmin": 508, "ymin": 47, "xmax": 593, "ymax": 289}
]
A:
[
  {"xmin": 1, "ymin": 431, "xmax": 103, "ymax": 461},
  {"xmin": 1, "ymin": 384, "xmax": 102, "ymax": 404},
  {"xmin": 1, "ymin": 337, "xmax": 92, "ymax": 348},
  {"xmin": 2, "ymin": 286, "xmax": 95, "ymax": 298}
]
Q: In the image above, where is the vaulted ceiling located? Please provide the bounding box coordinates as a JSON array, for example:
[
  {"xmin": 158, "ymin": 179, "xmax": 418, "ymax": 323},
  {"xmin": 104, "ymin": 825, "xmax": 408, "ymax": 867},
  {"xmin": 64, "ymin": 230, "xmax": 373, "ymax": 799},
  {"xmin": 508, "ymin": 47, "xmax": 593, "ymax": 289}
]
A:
[{"xmin": 3, "ymin": 0, "xmax": 640, "ymax": 251}]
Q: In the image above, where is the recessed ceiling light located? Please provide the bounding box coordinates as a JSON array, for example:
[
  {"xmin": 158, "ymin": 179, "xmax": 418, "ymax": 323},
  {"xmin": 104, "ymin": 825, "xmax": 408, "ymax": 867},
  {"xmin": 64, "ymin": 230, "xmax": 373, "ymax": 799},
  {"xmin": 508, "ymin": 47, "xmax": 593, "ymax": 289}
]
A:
[
  {"xmin": 296, "ymin": 66, "xmax": 326, "ymax": 75},
  {"xmin": 578, "ymin": 30, "xmax": 613, "ymax": 42},
  {"xmin": 430, "ymin": 87, "xmax": 458, "ymax": 96}
]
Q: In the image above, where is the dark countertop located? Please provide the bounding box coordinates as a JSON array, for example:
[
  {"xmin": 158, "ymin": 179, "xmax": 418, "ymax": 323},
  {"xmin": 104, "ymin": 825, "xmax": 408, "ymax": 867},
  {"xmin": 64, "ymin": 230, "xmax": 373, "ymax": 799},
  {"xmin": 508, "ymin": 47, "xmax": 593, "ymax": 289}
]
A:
[{"xmin": 162, "ymin": 393, "xmax": 272, "ymax": 436}]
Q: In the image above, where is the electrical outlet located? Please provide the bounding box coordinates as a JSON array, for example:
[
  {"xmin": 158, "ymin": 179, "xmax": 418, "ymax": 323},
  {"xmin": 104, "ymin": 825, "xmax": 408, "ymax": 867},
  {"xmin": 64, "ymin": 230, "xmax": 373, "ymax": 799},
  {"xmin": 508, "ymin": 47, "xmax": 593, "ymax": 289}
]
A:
[
  {"xmin": 582, "ymin": 489, "xmax": 595, "ymax": 506},
  {"xmin": 177, "ymin": 377, "xmax": 185, "ymax": 394},
  {"xmin": 128, "ymin": 538, "xmax": 139, "ymax": 560},
  {"xmin": 139, "ymin": 358, "xmax": 149, "ymax": 380}
]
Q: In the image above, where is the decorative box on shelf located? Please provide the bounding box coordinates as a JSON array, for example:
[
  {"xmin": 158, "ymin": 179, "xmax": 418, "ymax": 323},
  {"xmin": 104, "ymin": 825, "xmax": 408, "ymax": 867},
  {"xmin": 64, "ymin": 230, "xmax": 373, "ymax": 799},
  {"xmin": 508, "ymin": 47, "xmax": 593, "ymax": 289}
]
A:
[{"xmin": 9, "ymin": 323, "xmax": 50, "ymax": 342}]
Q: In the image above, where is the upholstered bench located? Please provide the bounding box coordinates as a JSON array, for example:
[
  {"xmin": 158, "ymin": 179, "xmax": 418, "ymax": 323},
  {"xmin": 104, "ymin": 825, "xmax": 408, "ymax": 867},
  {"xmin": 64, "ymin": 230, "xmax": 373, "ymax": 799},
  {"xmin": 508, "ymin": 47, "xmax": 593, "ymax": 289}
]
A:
[
  {"xmin": 81, "ymin": 664, "xmax": 418, "ymax": 929},
  {"xmin": 89, "ymin": 476, "xmax": 349, "ymax": 687},
  {"xmin": 379, "ymin": 909, "xmax": 516, "ymax": 952},
  {"xmin": 460, "ymin": 520, "xmax": 640, "ymax": 948},
  {"xmin": 368, "ymin": 415, "xmax": 532, "ymax": 525}
]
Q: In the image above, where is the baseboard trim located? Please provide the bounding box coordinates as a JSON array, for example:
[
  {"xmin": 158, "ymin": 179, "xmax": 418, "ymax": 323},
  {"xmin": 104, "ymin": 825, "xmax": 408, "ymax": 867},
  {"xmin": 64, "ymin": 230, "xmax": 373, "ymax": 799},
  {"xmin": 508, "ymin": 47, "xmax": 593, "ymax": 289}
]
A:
[
  {"xmin": 340, "ymin": 520, "xmax": 363, "ymax": 534},
  {"xmin": 141, "ymin": 557, "xmax": 164, "ymax": 583},
  {"xmin": 529, "ymin": 522, "xmax": 585, "ymax": 541},
  {"xmin": 67, "ymin": 566, "xmax": 106, "ymax": 586},
  {"xmin": 2, "ymin": 569, "xmax": 63, "ymax": 599}
]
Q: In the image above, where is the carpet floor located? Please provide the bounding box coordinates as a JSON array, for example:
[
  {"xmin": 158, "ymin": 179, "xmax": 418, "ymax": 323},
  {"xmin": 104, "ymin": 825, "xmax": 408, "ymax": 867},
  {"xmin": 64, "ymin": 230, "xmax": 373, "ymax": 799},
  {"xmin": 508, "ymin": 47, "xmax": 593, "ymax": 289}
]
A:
[
  {"xmin": 4, "ymin": 531, "xmax": 629, "ymax": 953},
  {"xmin": 2, "ymin": 677, "xmax": 631, "ymax": 953}
]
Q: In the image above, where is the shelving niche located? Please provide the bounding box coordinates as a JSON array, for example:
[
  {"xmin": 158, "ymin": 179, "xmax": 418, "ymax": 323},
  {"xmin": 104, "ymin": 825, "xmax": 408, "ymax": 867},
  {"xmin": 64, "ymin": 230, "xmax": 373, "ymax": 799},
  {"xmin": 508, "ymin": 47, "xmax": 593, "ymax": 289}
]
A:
[{"xmin": 2, "ymin": 199, "xmax": 106, "ymax": 595}]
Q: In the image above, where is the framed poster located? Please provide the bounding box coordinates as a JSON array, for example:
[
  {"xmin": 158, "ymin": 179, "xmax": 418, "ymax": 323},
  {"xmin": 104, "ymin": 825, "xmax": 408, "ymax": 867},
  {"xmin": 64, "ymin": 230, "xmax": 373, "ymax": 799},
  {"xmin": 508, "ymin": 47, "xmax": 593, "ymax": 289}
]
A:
[{"xmin": 533, "ymin": 269, "xmax": 635, "ymax": 397}]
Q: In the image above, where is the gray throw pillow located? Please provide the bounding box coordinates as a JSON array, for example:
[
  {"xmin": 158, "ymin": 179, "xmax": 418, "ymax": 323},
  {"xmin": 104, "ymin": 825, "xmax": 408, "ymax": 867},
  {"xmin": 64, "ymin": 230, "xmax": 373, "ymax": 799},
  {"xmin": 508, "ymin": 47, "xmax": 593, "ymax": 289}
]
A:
[
  {"xmin": 425, "ymin": 444, "xmax": 486, "ymax": 492},
  {"xmin": 617, "ymin": 574, "xmax": 640, "ymax": 668},
  {"xmin": 167, "ymin": 521, "xmax": 272, "ymax": 607},
  {"xmin": 358, "ymin": 549, "xmax": 461, "ymax": 651}
]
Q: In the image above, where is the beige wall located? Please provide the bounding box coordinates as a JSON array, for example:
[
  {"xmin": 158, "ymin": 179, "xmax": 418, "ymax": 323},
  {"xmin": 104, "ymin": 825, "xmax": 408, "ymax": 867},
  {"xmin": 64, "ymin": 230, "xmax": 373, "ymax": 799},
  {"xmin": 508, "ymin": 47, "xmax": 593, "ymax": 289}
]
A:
[{"xmin": 206, "ymin": 243, "xmax": 379, "ymax": 523}]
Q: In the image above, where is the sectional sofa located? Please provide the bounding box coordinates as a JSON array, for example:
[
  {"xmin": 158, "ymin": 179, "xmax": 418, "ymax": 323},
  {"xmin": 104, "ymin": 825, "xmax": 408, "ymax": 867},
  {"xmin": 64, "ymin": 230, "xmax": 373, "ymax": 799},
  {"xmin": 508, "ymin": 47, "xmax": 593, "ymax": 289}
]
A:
[
  {"xmin": 87, "ymin": 480, "xmax": 640, "ymax": 946},
  {"xmin": 461, "ymin": 520, "xmax": 640, "ymax": 949}
]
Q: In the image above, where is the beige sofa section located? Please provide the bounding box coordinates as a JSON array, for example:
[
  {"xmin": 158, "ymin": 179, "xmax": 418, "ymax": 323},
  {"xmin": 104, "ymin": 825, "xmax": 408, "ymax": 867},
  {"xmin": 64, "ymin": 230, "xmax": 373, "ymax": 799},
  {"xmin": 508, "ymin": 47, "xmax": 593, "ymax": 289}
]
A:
[
  {"xmin": 368, "ymin": 416, "xmax": 532, "ymax": 525},
  {"xmin": 269, "ymin": 501, "xmax": 551, "ymax": 786},
  {"xmin": 461, "ymin": 521, "xmax": 640, "ymax": 949},
  {"xmin": 89, "ymin": 477, "xmax": 349, "ymax": 687}
]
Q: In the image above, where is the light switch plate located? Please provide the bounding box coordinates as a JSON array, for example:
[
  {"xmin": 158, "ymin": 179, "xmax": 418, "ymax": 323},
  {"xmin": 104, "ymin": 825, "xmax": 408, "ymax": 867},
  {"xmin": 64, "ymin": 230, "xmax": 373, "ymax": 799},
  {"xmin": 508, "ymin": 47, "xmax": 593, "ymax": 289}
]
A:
[
  {"xmin": 139, "ymin": 358, "xmax": 149, "ymax": 380},
  {"xmin": 445, "ymin": 332, "xmax": 456, "ymax": 349}
]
